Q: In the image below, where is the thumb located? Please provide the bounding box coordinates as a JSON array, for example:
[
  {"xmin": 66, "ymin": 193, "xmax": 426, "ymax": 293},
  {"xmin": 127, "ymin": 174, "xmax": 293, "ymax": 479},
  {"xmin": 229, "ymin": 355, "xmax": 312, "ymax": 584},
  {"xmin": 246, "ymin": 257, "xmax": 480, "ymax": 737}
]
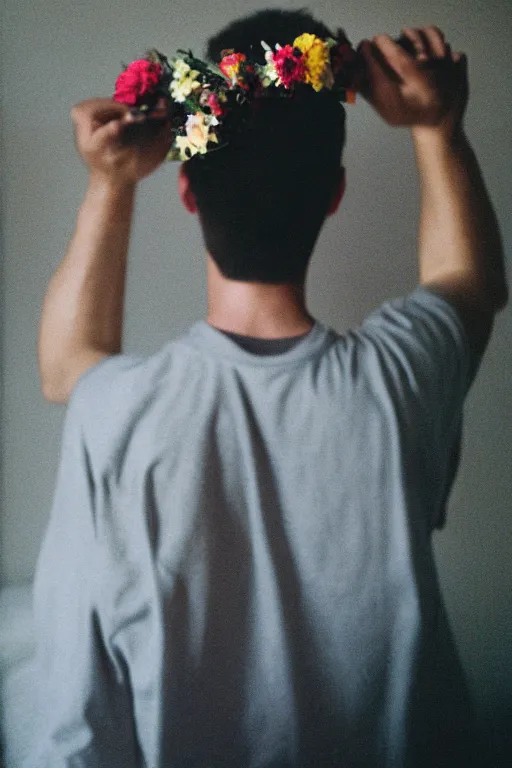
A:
[
  {"xmin": 357, "ymin": 40, "xmax": 400, "ymax": 105},
  {"xmin": 95, "ymin": 115, "xmax": 125, "ymax": 145},
  {"xmin": 357, "ymin": 40, "xmax": 378, "ymax": 99},
  {"xmin": 71, "ymin": 98, "xmax": 129, "ymax": 128}
]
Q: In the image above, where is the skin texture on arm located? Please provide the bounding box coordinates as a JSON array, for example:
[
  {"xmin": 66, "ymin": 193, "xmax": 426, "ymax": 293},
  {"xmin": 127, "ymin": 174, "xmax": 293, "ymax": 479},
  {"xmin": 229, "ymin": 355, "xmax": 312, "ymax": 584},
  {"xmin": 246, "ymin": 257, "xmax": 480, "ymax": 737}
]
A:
[
  {"xmin": 412, "ymin": 129, "xmax": 507, "ymax": 311},
  {"xmin": 38, "ymin": 99, "xmax": 172, "ymax": 404},
  {"xmin": 360, "ymin": 27, "xmax": 508, "ymax": 361},
  {"xmin": 38, "ymin": 177, "xmax": 135, "ymax": 403},
  {"xmin": 412, "ymin": 127, "xmax": 508, "ymax": 365}
]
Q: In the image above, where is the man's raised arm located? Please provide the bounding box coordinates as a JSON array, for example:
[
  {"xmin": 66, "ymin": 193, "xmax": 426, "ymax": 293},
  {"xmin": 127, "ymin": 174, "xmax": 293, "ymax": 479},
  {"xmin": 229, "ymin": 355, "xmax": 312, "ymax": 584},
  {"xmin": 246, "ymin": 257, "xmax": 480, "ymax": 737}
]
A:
[
  {"xmin": 38, "ymin": 99, "xmax": 172, "ymax": 404},
  {"xmin": 360, "ymin": 26, "xmax": 508, "ymax": 363}
]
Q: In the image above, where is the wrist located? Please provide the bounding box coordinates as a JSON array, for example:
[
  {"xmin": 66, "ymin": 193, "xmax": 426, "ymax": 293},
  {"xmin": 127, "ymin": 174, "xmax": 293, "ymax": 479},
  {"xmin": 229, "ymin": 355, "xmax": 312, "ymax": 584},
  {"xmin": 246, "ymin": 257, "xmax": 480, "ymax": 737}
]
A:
[
  {"xmin": 411, "ymin": 123, "xmax": 467, "ymax": 154},
  {"xmin": 88, "ymin": 170, "xmax": 137, "ymax": 199}
]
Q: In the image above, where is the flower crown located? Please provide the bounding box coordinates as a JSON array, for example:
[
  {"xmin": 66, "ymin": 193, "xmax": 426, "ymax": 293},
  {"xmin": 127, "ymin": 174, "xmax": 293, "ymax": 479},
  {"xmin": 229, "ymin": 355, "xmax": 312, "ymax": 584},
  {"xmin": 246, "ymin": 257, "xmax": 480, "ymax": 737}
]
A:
[{"xmin": 113, "ymin": 31, "xmax": 360, "ymax": 161}]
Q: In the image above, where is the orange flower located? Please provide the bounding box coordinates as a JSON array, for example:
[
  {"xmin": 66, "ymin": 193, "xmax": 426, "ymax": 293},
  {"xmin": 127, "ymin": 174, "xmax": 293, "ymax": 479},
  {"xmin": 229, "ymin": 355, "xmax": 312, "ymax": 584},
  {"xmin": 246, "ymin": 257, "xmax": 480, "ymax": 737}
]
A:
[{"xmin": 219, "ymin": 52, "xmax": 247, "ymax": 85}]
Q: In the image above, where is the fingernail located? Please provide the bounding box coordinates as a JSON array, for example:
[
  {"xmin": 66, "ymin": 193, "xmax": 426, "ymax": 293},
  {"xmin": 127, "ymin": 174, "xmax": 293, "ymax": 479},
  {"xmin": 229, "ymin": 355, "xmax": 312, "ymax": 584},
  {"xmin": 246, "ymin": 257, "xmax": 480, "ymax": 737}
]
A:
[{"xmin": 128, "ymin": 108, "xmax": 147, "ymax": 120}]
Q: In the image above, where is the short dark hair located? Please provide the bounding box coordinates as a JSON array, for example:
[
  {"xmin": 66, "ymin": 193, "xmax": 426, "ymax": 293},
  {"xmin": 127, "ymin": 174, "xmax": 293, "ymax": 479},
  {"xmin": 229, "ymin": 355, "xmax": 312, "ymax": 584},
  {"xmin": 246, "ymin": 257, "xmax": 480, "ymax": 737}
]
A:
[{"xmin": 184, "ymin": 8, "xmax": 346, "ymax": 284}]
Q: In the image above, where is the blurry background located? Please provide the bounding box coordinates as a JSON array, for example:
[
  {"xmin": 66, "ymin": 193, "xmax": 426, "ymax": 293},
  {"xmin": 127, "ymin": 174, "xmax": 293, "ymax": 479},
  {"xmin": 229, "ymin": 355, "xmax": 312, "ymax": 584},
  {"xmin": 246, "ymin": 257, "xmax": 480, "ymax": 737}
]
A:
[{"xmin": 1, "ymin": 0, "xmax": 511, "ymax": 763}]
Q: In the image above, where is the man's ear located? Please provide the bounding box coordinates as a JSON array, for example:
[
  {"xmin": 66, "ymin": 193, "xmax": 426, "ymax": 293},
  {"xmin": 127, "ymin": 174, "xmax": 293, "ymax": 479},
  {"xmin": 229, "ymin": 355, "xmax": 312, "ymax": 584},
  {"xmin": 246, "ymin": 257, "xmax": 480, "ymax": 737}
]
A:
[
  {"xmin": 327, "ymin": 166, "xmax": 346, "ymax": 216},
  {"xmin": 178, "ymin": 164, "xmax": 197, "ymax": 214}
]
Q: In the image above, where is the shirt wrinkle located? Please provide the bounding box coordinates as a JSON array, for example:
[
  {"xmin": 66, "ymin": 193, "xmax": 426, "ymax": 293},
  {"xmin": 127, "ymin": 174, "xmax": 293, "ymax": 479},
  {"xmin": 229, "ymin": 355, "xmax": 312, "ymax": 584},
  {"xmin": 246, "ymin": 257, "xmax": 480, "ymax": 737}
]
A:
[{"xmin": 27, "ymin": 287, "xmax": 483, "ymax": 768}]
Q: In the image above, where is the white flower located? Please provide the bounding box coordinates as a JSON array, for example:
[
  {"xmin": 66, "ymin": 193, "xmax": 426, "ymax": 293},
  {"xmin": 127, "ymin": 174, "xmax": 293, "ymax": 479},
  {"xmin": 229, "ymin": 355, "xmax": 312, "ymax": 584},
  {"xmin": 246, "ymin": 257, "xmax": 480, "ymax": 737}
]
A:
[
  {"xmin": 185, "ymin": 112, "xmax": 218, "ymax": 149},
  {"xmin": 259, "ymin": 50, "xmax": 279, "ymax": 87},
  {"xmin": 174, "ymin": 111, "xmax": 219, "ymax": 160},
  {"xmin": 170, "ymin": 74, "xmax": 201, "ymax": 102},
  {"xmin": 170, "ymin": 58, "xmax": 201, "ymax": 102},
  {"xmin": 175, "ymin": 135, "xmax": 199, "ymax": 160},
  {"xmin": 173, "ymin": 59, "xmax": 191, "ymax": 76}
]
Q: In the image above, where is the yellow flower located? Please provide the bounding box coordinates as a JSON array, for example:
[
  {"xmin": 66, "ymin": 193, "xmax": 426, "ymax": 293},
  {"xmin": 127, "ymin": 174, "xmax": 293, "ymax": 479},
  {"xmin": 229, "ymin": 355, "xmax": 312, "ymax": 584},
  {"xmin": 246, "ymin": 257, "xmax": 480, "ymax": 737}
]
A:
[
  {"xmin": 292, "ymin": 33, "xmax": 334, "ymax": 92},
  {"xmin": 186, "ymin": 113, "xmax": 219, "ymax": 150},
  {"xmin": 174, "ymin": 112, "xmax": 219, "ymax": 160}
]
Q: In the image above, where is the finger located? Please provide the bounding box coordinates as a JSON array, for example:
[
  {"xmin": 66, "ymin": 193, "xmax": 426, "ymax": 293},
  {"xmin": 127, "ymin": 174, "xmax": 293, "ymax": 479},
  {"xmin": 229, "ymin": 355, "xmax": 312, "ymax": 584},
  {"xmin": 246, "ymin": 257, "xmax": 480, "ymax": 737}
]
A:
[
  {"xmin": 127, "ymin": 106, "xmax": 169, "ymax": 122},
  {"xmin": 372, "ymin": 34, "xmax": 418, "ymax": 80},
  {"xmin": 450, "ymin": 50, "xmax": 468, "ymax": 88},
  {"xmin": 94, "ymin": 117, "xmax": 125, "ymax": 146},
  {"xmin": 400, "ymin": 27, "xmax": 428, "ymax": 60},
  {"xmin": 421, "ymin": 26, "xmax": 447, "ymax": 58},
  {"xmin": 71, "ymin": 98, "xmax": 129, "ymax": 126},
  {"xmin": 119, "ymin": 115, "xmax": 172, "ymax": 148},
  {"xmin": 458, "ymin": 53, "xmax": 468, "ymax": 76},
  {"xmin": 356, "ymin": 40, "xmax": 372, "ymax": 96},
  {"xmin": 358, "ymin": 39, "xmax": 391, "ymax": 92},
  {"xmin": 358, "ymin": 40, "xmax": 403, "ymax": 106},
  {"xmin": 360, "ymin": 39, "xmax": 399, "ymax": 80}
]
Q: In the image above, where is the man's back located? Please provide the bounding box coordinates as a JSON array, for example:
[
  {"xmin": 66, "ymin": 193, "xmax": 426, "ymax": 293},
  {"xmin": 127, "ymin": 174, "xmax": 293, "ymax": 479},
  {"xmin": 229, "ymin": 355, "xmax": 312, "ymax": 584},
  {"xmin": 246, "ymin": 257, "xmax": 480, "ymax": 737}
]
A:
[
  {"xmin": 31, "ymin": 287, "xmax": 482, "ymax": 766},
  {"xmin": 30, "ymin": 13, "xmax": 508, "ymax": 766}
]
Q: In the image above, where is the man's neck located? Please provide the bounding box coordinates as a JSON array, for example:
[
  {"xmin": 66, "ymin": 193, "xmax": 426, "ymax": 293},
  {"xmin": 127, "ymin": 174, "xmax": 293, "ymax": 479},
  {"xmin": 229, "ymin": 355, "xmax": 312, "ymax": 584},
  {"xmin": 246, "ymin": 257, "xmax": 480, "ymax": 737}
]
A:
[{"xmin": 205, "ymin": 254, "xmax": 315, "ymax": 339}]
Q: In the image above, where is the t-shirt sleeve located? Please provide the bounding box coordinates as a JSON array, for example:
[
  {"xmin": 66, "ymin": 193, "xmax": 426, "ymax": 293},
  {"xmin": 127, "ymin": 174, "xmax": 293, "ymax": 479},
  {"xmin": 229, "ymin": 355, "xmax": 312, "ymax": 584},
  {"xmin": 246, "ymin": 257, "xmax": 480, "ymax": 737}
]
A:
[
  {"xmin": 360, "ymin": 286, "xmax": 479, "ymax": 529},
  {"xmin": 24, "ymin": 396, "xmax": 143, "ymax": 767}
]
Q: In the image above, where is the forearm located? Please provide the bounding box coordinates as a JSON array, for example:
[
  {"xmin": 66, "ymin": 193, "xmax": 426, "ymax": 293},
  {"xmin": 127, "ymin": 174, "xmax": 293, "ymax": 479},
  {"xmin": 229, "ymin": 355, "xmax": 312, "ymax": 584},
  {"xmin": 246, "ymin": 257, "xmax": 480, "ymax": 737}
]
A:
[
  {"xmin": 38, "ymin": 174, "xmax": 136, "ymax": 401},
  {"xmin": 412, "ymin": 127, "xmax": 508, "ymax": 311}
]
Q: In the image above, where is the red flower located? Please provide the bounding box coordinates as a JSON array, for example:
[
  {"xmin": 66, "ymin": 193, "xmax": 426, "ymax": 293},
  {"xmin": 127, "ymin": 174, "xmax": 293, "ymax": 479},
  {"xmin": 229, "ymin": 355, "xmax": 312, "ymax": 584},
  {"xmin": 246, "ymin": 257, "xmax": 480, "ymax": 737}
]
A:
[
  {"xmin": 219, "ymin": 52, "xmax": 247, "ymax": 83},
  {"xmin": 207, "ymin": 93, "xmax": 224, "ymax": 117},
  {"xmin": 272, "ymin": 45, "xmax": 305, "ymax": 88},
  {"xmin": 113, "ymin": 59, "xmax": 163, "ymax": 106}
]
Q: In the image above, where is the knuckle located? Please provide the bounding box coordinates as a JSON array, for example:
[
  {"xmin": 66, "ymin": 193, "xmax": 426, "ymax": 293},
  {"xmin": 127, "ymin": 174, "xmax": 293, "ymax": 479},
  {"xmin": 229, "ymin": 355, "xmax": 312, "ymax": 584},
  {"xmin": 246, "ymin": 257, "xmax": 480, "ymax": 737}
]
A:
[
  {"xmin": 425, "ymin": 25, "xmax": 444, "ymax": 43},
  {"xmin": 70, "ymin": 101, "xmax": 89, "ymax": 123}
]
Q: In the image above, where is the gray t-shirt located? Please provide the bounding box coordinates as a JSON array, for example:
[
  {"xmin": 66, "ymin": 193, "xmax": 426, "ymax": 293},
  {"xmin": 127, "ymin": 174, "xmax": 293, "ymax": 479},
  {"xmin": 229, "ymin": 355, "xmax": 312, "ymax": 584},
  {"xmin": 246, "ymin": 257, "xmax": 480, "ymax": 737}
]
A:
[
  {"xmin": 27, "ymin": 287, "xmax": 484, "ymax": 767},
  {"xmin": 218, "ymin": 329, "xmax": 312, "ymax": 355}
]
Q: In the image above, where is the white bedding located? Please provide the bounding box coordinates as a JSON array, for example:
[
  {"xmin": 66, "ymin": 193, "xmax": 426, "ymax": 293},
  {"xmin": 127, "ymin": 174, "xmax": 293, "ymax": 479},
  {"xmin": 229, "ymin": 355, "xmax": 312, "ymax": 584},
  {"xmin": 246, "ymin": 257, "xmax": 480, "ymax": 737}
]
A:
[{"xmin": 0, "ymin": 583, "xmax": 37, "ymax": 768}]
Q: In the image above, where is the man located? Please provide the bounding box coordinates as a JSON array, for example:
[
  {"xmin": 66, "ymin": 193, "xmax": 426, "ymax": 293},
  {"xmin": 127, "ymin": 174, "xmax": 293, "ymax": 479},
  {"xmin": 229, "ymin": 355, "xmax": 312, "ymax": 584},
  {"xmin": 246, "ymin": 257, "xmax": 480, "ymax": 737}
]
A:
[{"xmin": 28, "ymin": 8, "xmax": 507, "ymax": 768}]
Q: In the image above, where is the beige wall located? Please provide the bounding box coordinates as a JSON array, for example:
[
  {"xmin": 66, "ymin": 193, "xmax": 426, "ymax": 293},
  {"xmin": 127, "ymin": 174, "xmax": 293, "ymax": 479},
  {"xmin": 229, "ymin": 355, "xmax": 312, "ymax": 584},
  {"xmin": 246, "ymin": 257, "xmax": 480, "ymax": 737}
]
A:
[{"xmin": 1, "ymin": 0, "xmax": 511, "ymax": 757}]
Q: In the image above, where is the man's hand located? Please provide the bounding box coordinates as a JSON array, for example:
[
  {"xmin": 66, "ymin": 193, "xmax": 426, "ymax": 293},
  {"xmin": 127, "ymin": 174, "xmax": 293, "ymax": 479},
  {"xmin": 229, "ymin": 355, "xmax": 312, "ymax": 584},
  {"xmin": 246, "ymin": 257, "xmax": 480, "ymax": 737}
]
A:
[
  {"xmin": 356, "ymin": 25, "xmax": 507, "ymax": 368},
  {"xmin": 359, "ymin": 26, "xmax": 468, "ymax": 140},
  {"xmin": 71, "ymin": 98, "xmax": 173, "ymax": 185}
]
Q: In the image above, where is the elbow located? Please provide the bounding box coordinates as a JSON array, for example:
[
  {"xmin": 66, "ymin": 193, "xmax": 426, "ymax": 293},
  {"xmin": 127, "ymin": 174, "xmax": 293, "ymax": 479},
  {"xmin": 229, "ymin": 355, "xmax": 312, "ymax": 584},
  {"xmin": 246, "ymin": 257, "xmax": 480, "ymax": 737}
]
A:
[
  {"xmin": 38, "ymin": 346, "xmax": 109, "ymax": 404},
  {"xmin": 38, "ymin": 339, "xmax": 72, "ymax": 404},
  {"xmin": 40, "ymin": 376, "xmax": 71, "ymax": 405},
  {"xmin": 38, "ymin": 357, "xmax": 72, "ymax": 405}
]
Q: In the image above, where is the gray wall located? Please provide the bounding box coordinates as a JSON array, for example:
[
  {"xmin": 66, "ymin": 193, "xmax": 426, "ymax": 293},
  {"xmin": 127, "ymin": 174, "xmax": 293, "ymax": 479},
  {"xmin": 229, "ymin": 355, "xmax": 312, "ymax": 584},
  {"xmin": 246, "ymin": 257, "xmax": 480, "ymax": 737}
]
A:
[{"xmin": 1, "ymin": 0, "xmax": 511, "ymax": 757}]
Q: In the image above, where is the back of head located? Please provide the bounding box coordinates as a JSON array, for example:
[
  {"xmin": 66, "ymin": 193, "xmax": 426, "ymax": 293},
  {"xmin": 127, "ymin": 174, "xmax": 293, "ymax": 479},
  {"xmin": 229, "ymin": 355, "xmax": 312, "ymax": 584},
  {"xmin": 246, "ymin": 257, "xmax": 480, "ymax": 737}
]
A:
[{"xmin": 185, "ymin": 8, "xmax": 346, "ymax": 284}]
